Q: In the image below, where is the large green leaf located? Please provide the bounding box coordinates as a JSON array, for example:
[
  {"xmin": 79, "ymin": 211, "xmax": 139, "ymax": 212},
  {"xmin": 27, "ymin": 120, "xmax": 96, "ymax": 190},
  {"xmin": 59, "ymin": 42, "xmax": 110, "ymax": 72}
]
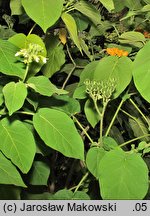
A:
[
  {"xmin": 27, "ymin": 76, "xmax": 60, "ymax": 96},
  {"xmin": 0, "ymin": 39, "xmax": 25, "ymax": 79},
  {"xmin": 94, "ymin": 56, "xmax": 133, "ymax": 98},
  {"xmin": 61, "ymin": 12, "xmax": 82, "ymax": 51},
  {"xmin": 3, "ymin": 82, "xmax": 27, "ymax": 116},
  {"xmin": 21, "ymin": 0, "xmax": 63, "ymax": 32},
  {"xmin": 0, "ymin": 119, "xmax": 36, "ymax": 173},
  {"xmin": 42, "ymin": 36, "xmax": 65, "ymax": 78},
  {"xmin": 0, "ymin": 152, "xmax": 26, "ymax": 187},
  {"xmin": 86, "ymin": 147, "xmax": 106, "ymax": 179},
  {"xmin": 99, "ymin": 0, "xmax": 114, "ymax": 12},
  {"xmin": 74, "ymin": 0, "xmax": 101, "ymax": 25},
  {"xmin": 29, "ymin": 161, "xmax": 50, "ymax": 185},
  {"xmin": 99, "ymin": 149, "xmax": 149, "ymax": 199},
  {"xmin": 133, "ymin": 41, "xmax": 150, "ymax": 102},
  {"xmin": 33, "ymin": 108, "xmax": 84, "ymax": 160}
]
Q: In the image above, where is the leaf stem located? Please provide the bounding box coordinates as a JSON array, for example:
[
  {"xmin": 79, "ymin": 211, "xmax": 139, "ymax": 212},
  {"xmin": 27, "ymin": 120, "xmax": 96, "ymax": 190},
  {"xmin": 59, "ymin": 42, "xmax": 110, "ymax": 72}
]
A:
[
  {"xmin": 99, "ymin": 103, "xmax": 107, "ymax": 147},
  {"xmin": 74, "ymin": 172, "xmax": 89, "ymax": 193},
  {"xmin": 120, "ymin": 108, "xmax": 138, "ymax": 120},
  {"xmin": 61, "ymin": 66, "xmax": 76, "ymax": 89},
  {"xmin": 73, "ymin": 116, "xmax": 94, "ymax": 145},
  {"xmin": 93, "ymin": 99, "xmax": 102, "ymax": 119},
  {"xmin": 66, "ymin": 43, "xmax": 76, "ymax": 66},
  {"xmin": 129, "ymin": 98, "xmax": 149, "ymax": 125},
  {"xmin": 119, "ymin": 134, "xmax": 150, "ymax": 147},
  {"xmin": 105, "ymin": 99, "xmax": 124, "ymax": 137},
  {"xmin": 16, "ymin": 111, "xmax": 35, "ymax": 116},
  {"xmin": 61, "ymin": 44, "xmax": 77, "ymax": 89},
  {"xmin": 23, "ymin": 64, "xmax": 29, "ymax": 82},
  {"xmin": 28, "ymin": 23, "xmax": 36, "ymax": 36}
]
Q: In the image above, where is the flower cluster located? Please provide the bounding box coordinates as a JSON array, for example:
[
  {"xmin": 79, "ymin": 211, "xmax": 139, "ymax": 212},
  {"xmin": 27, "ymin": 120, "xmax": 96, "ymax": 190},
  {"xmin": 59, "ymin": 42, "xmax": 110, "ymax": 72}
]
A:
[
  {"xmin": 84, "ymin": 78, "xmax": 116, "ymax": 103},
  {"xmin": 106, "ymin": 47, "xmax": 128, "ymax": 57},
  {"xmin": 15, "ymin": 43, "xmax": 47, "ymax": 64}
]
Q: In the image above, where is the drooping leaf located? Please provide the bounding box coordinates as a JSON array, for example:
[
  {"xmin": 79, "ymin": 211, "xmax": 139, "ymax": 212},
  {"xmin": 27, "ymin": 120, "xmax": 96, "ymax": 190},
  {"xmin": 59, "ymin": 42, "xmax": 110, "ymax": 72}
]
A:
[
  {"xmin": 21, "ymin": 0, "xmax": 63, "ymax": 32},
  {"xmin": 79, "ymin": 38, "xmax": 93, "ymax": 60},
  {"xmin": 0, "ymin": 119, "xmax": 36, "ymax": 173},
  {"xmin": 73, "ymin": 12, "xmax": 89, "ymax": 32},
  {"xmin": 74, "ymin": 0, "xmax": 101, "ymax": 25},
  {"xmin": 3, "ymin": 82, "xmax": 27, "ymax": 116},
  {"xmin": 119, "ymin": 31, "xmax": 146, "ymax": 48},
  {"xmin": 129, "ymin": 118, "xmax": 150, "ymax": 142},
  {"xmin": 27, "ymin": 76, "xmax": 59, "ymax": 96},
  {"xmin": 42, "ymin": 36, "xmax": 65, "ymax": 78},
  {"xmin": 99, "ymin": 149, "xmax": 149, "ymax": 199},
  {"xmin": 133, "ymin": 41, "xmax": 150, "ymax": 103},
  {"xmin": 33, "ymin": 108, "xmax": 84, "ymax": 160},
  {"xmin": 0, "ymin": 39, "xmax": 25, "ymax": 78},
  {"xmin": 29, "ymin": 161, "xmax": 50, "ymax": 186},
  {"xmin": 10, "ymin": 0, "xmax": 24, "ymax": 15},
  {"xmin": 0, "ymin": 152, "xmax": 26, "ymax": 187},
  {"xmin": 86, "ymin": 147, "xmax": 106, "ymax": 179},
  {"xmin": 84, "ymin": 99, "xmax": 100, "ymax": 128},
  {"xmin": 99, "ymin": 0, "xmax": 114, "ymax": 12},
  {"xmin": 61, "ymin": 12, "xmax": 82, "ymax": 51}
]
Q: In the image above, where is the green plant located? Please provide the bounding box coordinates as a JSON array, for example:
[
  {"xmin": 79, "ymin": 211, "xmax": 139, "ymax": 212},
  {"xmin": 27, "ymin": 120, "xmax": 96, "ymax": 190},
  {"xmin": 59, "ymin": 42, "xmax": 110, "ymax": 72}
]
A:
[{"xmin": 0, "ymin": 0, "xmax": 150, "ymax": 200}]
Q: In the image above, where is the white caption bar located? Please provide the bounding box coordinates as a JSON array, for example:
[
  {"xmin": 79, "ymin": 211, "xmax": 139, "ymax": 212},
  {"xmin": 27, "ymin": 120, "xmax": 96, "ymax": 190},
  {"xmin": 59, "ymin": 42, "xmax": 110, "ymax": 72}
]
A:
[{"xmin": 0, "ymin": 200, "xmax": 149, "ymax": 216}]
